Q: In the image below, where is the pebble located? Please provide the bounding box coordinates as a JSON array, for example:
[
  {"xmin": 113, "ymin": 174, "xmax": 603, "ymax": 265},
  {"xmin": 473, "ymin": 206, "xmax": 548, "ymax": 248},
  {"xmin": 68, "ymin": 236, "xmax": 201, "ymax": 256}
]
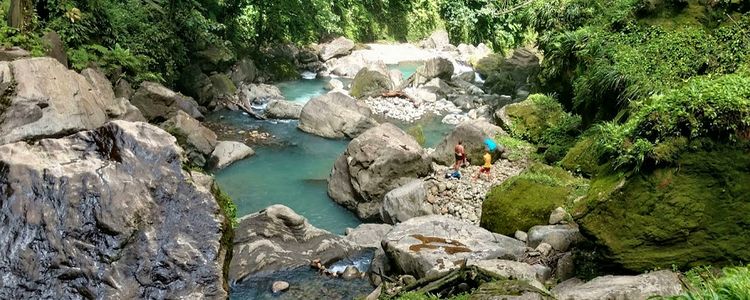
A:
[{"xmin": 272, "ymin": 281, "xmax": 290, "ymax": 293}]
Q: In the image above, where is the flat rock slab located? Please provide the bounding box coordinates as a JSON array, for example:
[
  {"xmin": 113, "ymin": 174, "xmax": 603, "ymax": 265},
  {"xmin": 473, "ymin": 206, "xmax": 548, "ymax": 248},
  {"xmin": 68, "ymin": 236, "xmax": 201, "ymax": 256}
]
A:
[
  {"xmin": 208, "ymin": 141, "xmax": 254, "ymax": 170},
  {"xmin": 229, "ymin": 205, "xmax": 361, "ymax": 283},
  {"xmin": 383, "ymin": 215, "xmax": 525, "ymax": 278},
  {"xmin": 552, "ymin": 271, "xmax": 684, "ymax": 300},
  {"xmin": 345, "ymin": 224, "xmax": 394, "ymax": 249}
]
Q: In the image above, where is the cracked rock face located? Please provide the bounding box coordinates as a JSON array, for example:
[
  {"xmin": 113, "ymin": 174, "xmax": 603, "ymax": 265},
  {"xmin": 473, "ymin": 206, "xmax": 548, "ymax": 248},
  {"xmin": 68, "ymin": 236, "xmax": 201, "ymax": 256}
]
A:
[
  {"xmin": 382, "ymin": 215, "xmax": 526, "ymax": 279},
  {"xmin": 229, "ymin": 205, "xmax": 361, "ymax": 283},
  {"xmin": 328, "ymin": 123, "xmax": 433, "ymax": 221},
  {"xmin": 0, "ymin": 121, "xmax": 229, "ymax": 299}
]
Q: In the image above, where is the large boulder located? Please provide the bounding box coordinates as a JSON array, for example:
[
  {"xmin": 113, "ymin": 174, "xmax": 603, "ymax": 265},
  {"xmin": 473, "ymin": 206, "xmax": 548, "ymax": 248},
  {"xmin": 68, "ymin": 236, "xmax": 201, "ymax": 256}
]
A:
[
  {"xmin": 229, "ymin": 58, "xmax": 257, "ymax": 86},
  {"xmin": 328, "ymin": 123, "xmax": 433, "ymax": 221},
  {"xmin": 573, "ymin": 147, "xmax": 750, "ymax": 272},
  {"xmin": 421, "ymin": 30, "xmax": 451, "ymax": 50},
  {"xmin": 481, "ymin": 164, "xmax": 587, "ymax": 236},
  {"xmin": 382, "ymin": 215, "xmax": 526, "ymax": 278},
  {"xmin": 298, "ymin": 92, "xmax": 378, "ymax": 139},
  {"xmin": 0, "ymin": 58, "xmax": 121, "ymax": 145},
  {"xmin": 328, "ymin": 55, "xmax": 367, "ymax": 78},
  {"xmin": 350, "ymin": 67, "xmax": 393, "ymax": 98},
  {"xmin": 431, "ymin": 119, "xmax": 506, "ymax": 166},
  {"xmin": 229, "ymin": 205, "xmax": 361, "ymax": 283},
  {"xmin": 526, "ymin": 225, "xmax": 585, "ymax": 252},
  {"xmin": 320, "ymin": 37, "xmax": 355, "ymax": 61},
  {"xmin": 207, "ymin": 141, "xmax": 255, "ymax": 170},
  {"xmin": 160, "ymin": 110, "xmax": 218, "ymax": 166},
  {"xmin": 380, "ymin": 179, "xmax": 434, "ymax": 224},
  {"xmin": 0, "ymin": 47, "xmax": 30, "ymax": 61},
  {"xmin": 0, "ymin": 121, "xmax": 231, "ymax": 298},
  {"xmin": 131, "ymin": 81, "xmax": 204, "ymax": 122},
  {"xmin": 207, "ymin": 73, "xmax": 238, "ymax": 105},
  {"xmin": 552, "ymin": 271, "xmax": 684, "ymax": 300},
  {"xmin": 478, "ymin": 47, "xmax": 541, "ymax": 97},
  {"xmin": 414, "ymin": 57, "xmax": 454, "ymax": 85},
  {"xmin": 237, "ymin": 83, "xmax": 284, "ymax": 106},
  {"xmin": 345, "ymin": 224, "xmax": 394, "ymax": 249},
  {"xmin": 265, "ymin": 99, "xmax": 303, "ymax": 119}
]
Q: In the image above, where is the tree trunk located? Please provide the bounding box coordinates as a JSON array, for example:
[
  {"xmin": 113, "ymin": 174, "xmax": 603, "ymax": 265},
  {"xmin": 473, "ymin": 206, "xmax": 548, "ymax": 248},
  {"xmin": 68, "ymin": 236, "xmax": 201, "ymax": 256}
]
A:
[{"xmin": 7, "ymin": 0, "xmax": 33, "ymax": 31}]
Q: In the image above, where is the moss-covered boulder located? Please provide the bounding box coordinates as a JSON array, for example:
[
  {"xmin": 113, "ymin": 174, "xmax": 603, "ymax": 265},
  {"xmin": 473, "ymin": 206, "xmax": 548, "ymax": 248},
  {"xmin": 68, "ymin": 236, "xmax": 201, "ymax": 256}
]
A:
[
  {"xmin": 350, "ymin": 67, "xmax": 392, "ymax": 98},
  {"xmin": 560, "ymin": 134, "xmax": 605, "ymax": 177},
  {"xmin": 573, "ymin": 146, "xmax": 750, "ymax": 272},
  {"xmin": 497, "ymin": 94, "xmax": 581, "ymax": 163},
  {"xmin": 475, "ymin": 47, "xmax": 540, "ymax": 96},
  {"xmin": 481, "ymin": 164, "xmax": 588, "ymax": 236}
]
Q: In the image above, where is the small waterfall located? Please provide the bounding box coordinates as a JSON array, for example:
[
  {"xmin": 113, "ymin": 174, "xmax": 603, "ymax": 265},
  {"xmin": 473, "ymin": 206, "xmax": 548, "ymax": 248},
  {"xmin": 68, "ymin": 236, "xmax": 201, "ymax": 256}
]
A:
[
  {"xmin": 301, "ymin": 71, "xmax": 317, "ymax": 80},
  {"xmin": 474, "ymin": 72, "xmax": 485, "ymax": 83}
]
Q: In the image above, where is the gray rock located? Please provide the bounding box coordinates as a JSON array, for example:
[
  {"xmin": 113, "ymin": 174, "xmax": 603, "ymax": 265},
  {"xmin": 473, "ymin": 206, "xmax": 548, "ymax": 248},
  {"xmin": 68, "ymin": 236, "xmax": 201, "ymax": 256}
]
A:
[
  {"xmin": 160, "ymin": 110, "xmax": 218, "ymax": 155},
  {"xmin": 527, "ymin": 225, "xmax": 584, "ymax": 252},
  {"xmin": 237, "ymin": 83, "xmax": 284, "ymax": 106},
  {"xmin": 328, "ymin": 123, "xmax": 433, "ymax": 221},
  {"xmin": 549, "ymin": 207, "xmax": 571, "ymax": 225},
  {"xmin": 455, "ymin": 71, "xmax": 475, "ymax": 82},
  {"xmin": 320, "ymin": 37, "xmax": 355, "ymax": 61},
  {"xmin": 536, "ymin": 242, "xmax": 553, "ymax": 256},
  {"xmin": 108, "ymin": 97, "xmax": 147, "ymax": 122},
  {"xmin": 415, "ymin": 58, "xmax": 454, "ymax": 85},
  {"xmin": 341, "ymin": 266, "xmax": 361, "ymax": 280},
  {"xmin": 552, "ymin": 271, "xmax": 684, "ymax": 300},
  {"xmin": 350, "ymin": 67, "xmax": 393, "ymax": 98},
  {"xmin": 515, "ymin": 230, "xmax": 528, "ymax": 242},
  {"xmin": 298, "ymin": 92, "xmax": 378, "ymax": 139},
  {"xmin": 345, "ymin": 224, "xmax": 393, "ymax": 248},
  {"xmin": 229, "ymin": 205, "xmax": 361, "ymax": 282},
  {"xmin": 369, "ymin": 248, "xmax": 391, "ymax": 286},
  {"xmin": 0, "ymin": 47, "xmax": 30, "ymax": 61},
  {"xmin": 382, "ymin": 215, "xmax": 526, "ymax": 278},
  {"xmin": 230, "ymin": 58, "xmax": 257, "ymax": 86},
  {"xmin": 380, "ymin": 180, "xmax": 434, "ymax": 224},
  {"xmin": 431, "ymin": 119, "xmax": 506, "ymax": 166},
  {"xmin": 389, "ymin": 69, "xmax": 404, "ymax": 88},
  {"xmin": 265, "ymin": 100, "xmax": 303, "ymax": 119},
  {"xmin": 131, "ymin": 81, "xmax": 204, "ymax": 122},
  {"xmin": 328, "ymin": 55, "xmax": 367, "ymax": 78},
  {"xmin": 469, "ymin": 259, "xmax": 546, "ymax": 290},
  {"xmin": 272, "ymin": 281, "xmax": 290, "ymax": 293},
  {"xmin": 0, "ymin": 121, "xmax": 230, "ymax": 298},
  {"xmin": 326, "ymin": 79, "xmax": 345, "ymax": 91},
  {"xmin": 0, "ymin": 58, "xmax": 121, "ymax": 145},
  {"xmin": 556, "ymin": 252, "xmax": 575, "ymax": 281},
  {"xmin": 208, "ymin": 141, "xmax": 255, "ymax": 170},
  {"xmin": 114, "ymin": 79, "xmax": 134, "ymax": 99},
  {"xmin": 422, "ymin": 30, "xmax": 451, "ymax": 50},
  {"xmin": 42, "ymin": 31, "xmax": 67, "ymax": 66}
]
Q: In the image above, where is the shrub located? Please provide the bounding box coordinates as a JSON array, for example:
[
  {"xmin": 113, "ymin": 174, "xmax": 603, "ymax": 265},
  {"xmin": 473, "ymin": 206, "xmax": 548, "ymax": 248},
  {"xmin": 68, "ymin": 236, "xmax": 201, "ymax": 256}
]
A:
[{"xmin": 672, "ymin": 265, "xmax": 750, "ymax": 300}]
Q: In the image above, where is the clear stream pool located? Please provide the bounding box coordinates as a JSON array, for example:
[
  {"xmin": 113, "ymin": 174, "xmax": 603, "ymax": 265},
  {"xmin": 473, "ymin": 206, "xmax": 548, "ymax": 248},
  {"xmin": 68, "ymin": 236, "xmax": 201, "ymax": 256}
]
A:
[{"xmin": 212, "ymin": 63, "xmax": 456, "ymax": 298}]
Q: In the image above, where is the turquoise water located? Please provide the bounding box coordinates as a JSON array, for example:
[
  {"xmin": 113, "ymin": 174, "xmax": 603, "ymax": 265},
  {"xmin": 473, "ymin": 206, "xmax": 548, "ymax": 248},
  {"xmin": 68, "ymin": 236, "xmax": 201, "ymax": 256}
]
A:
[
  {"xmin": 214, "ymin": 62, "xmax": 436, "ymax": 234},
  {"xmin": 211, "ymin": 113, "xmax": 359, "ymax": 234},
  {"xmin": 389, "ymin": 61, "xmax": 421, "ymax": 79}
]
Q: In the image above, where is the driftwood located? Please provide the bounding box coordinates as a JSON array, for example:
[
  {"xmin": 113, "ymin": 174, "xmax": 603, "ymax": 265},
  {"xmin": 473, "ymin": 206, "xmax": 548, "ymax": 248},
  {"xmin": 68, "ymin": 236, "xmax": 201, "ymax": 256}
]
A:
[
  {"xmin": 224, "ymin": 98, "xmax": 266, "ymax": 120},
  {"xmin": 387, "ymin": 264, "xmax": 547, "ymax": 299}
]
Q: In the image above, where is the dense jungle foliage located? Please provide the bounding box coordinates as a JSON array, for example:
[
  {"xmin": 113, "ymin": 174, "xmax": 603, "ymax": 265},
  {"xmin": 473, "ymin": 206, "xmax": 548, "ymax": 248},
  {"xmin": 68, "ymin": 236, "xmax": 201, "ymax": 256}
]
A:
[{"xmin": 0, "ymin": 0, "xmax": 531, "ymax": 85}]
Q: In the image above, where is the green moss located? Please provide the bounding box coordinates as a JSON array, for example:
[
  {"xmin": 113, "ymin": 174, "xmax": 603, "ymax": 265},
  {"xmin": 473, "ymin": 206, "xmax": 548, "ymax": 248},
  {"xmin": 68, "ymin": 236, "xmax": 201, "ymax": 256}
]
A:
[
  {"xmin": 407, "ymin": 125, "xmax": 426, "ymax": 146},
  {"xmin": 495, "ymin": 135, "xmax": 535, "ymax": 162},
  {"xmin": 576, "ymin": 146, "xmax": 750, "ymax": 272},
  {"xmin": 351, "ymin": 68, "xmax": 392, "ymax": 98},
  {"xmin": 210, "ymin": 181, "xmax": 236, "ymax": 293},
  {"xmin": 208, "ymin": 73, "xmax": 237, "ymax": 96},
  {"xmin": 474, "ymin": 53, "xmax": 504, "ymax": 78},
  {"xmin": 560, "ymin": 133, "xmax": 606, "ymax": 177},
  {"xmin": 469, "ymin": 279, "xmax": 546, "ymax": 299},
  {"xmin": 481, "ymin": 163, "xmax": 589, "ymax": 236}
]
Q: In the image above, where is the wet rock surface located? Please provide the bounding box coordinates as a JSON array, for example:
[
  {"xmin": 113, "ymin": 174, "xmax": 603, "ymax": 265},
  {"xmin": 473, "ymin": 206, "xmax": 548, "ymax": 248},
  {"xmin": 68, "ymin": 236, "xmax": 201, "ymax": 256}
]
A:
[
  {"xmin": 0, "ymin": 121, "xmax": 230, "ymax": 299},
  {"xmin": 229, "ymin": 205, "xmax": 361, "ymax": 283}
]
